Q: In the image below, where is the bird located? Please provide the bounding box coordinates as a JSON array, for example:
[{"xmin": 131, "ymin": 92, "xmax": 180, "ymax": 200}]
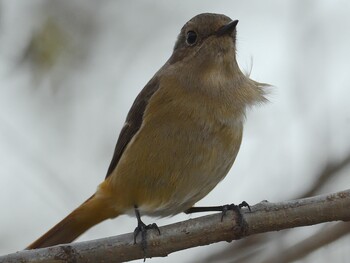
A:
[{"xmin": 27, "ymin": 12, "xmax": 267, "ymax": 250}]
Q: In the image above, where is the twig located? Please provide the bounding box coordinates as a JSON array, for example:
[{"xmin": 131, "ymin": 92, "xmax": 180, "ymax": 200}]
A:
[
  {"xmin": 300, "ymin": 153, "xmax": 350, "ymax": 198},
  {"xmin": 1, "ymin": 189, "xmax": 350, "ymax": 263},
  {"xmin": 260, "ymin": 221, "xmax": 350, "ymax": 263},
  {"xmin": 204, "ymin": 153, "xmax": 350, "ymax": 263}
]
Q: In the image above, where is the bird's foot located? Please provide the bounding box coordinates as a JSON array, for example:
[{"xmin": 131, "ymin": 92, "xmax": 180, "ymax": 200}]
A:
[
  {"xmin": 133, "ymin": 206, "xmax": 161, "ymax": 261},
  {"xmin": 184, "ymin": 201, "xmax": 251, "ymax": 222},
  {"xmin": 220, "ymin": 201, "xmax": 250, "ymax": 222},
  {"xmin": 133, "ymin": 221, "xmax": 161, "ymax": 245}
]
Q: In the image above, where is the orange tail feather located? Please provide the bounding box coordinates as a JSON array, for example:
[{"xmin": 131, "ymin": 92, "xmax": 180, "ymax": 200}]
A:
[{"xmin": 26, "ymin": 194, "xmax": 119, "ymax": 249}]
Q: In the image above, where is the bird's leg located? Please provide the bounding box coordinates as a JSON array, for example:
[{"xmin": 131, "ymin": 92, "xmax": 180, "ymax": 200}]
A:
[
  {"xmin": 184, "ymin": 201, "xmax": 250, "ymax": 222},
  {"xmin": 133, "ymin": 205, "xmax": 161, "ymax": 260}
]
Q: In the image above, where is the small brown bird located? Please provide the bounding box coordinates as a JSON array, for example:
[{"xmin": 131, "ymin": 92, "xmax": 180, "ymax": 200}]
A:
[{"xmin": 27, "ymin": 13, "xmax": 267, "ymax": 250}]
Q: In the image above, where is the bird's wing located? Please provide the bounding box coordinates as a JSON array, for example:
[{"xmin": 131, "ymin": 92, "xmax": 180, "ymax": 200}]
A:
[{"xmin": 105, "ymin": 76, "xmax": 160, "ymax": 179}]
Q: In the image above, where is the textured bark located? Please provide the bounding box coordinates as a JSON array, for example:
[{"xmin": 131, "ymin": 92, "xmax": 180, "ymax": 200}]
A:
[{"xmin": 1, "ymin": 189, "xmax": 350, "ymax": 263}]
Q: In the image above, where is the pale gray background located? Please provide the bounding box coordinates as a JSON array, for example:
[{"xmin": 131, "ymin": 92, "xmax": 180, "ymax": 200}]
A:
[{"xmin": 1, "ymin": 1, "xmax": 350, "ymax": 262}]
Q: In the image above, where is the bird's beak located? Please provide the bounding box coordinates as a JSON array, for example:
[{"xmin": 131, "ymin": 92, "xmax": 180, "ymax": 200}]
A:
[{"xmin": 216, "ymin": 20, "xmax": 239, "ymax": 36}]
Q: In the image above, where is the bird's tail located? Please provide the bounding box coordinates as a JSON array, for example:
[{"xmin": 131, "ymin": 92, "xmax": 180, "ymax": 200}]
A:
[{"xmin": 26, "ymin": 194, "xmax": 119, "ymax": 249}]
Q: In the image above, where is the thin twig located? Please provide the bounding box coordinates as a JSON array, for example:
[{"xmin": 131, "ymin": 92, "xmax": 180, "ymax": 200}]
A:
[
  {"xmin": 260, "ymin": 222, "xmax": 350, "ymax": 263},
  {"xmin": 300, "ymin": 153, "xmax": 350, "ymax": 198}
]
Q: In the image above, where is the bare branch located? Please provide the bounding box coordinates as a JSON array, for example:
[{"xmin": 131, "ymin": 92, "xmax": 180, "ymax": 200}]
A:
[
  {"xmin": 260, "ymin": 221, "xmax": 350, "ymax": 263},
  {"xmin": 204, "ymin": 153, "xmax": 350, "ymax": 263},
  {"xmin": 1, "ymin": 189, "xmax": 350, "ymax": 263},
  {"xmin": 300, "ymin": 153, "xmax": 350, "ymax": 198}
]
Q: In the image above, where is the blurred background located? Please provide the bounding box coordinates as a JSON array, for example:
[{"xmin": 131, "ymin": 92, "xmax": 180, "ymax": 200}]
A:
[{"xmin": 1, "ymin": 0, "xmax": 350, "ymax": 262}]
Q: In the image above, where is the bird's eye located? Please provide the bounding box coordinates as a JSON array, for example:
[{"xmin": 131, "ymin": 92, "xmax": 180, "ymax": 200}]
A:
[{"xmin": 186, "ymin": 31, "xmax": 197, "ymax": 45}]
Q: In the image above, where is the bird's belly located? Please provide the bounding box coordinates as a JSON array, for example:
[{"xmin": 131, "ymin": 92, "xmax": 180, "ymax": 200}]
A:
[
  {"xmin": 106, "ymin": 88, "xmax": 244, "ymax": 216},
  {"xmin": 137, "ymin": 136, "xmax": 240, "ymax": 217},
  {"xmin": 107, "ymin": 117, "xmax": 243, "ymax": 217}
]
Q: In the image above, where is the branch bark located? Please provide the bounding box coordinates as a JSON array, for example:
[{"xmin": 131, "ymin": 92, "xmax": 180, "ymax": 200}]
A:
[
  {"xmin": 205, "ymin": 153, "xmax": 350, "ymax": 263},
  {"xmin": 2, "ymin": 189, "xmax": 350, "ymax": 263}
]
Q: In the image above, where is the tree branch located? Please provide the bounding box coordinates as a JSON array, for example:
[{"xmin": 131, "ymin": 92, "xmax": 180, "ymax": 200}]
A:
[
  {"xmin": 260, "ymin": 221, "xmax": 350, "ymax": 263},
  {"xmin": 300, "ymin": 153, "xmax": 350, "ymax": 198},
  {"xmin": 205, "ymin": 152, "xmax": 350, "ymax": 263},
  {"xmin": 2, "ymin": 189, "xmax": 350, "ymax": 263}
]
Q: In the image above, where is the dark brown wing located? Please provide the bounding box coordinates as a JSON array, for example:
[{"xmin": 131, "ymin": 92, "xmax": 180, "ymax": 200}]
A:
[{"xmin": 105, "ymin": 76, "xmax": 160, "ymax": 179}]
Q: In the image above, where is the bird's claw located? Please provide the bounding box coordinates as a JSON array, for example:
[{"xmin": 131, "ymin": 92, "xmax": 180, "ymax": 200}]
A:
[
  {"xmin": 220, "ymin": 201, "xmax": 251, "ymax": 222},
  {"xmin": 134, "ymin": 221, "xmax": 161, "ymax": 261}
]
